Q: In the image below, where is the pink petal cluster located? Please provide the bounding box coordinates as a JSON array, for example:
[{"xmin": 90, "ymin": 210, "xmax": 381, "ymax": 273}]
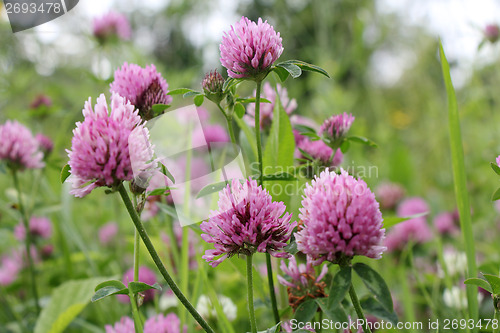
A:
[
  {"xmin": 30, "ymin": 94, "xmax": 52, "ymax": 109},
  {"xmin": 110, "ymin": 63, "xmax": 172, "ymax": 121},
  {"xmin": 200, "ymin": 178, "xmax": 296, "ymax": 267},
  {"xmin": 35, "ymin": 133, "xmax": 54, "ymax": 158},
  {"xmin": 105, "ymin": 314, "xmax": 182, "ymax": 333},
  {"xmin": 105, "ymin": 316, "xmax": 135, "ymax": 333},
  {"xmin": 278, "ymin": 256, "xmax": 328, "ymax": 310},
  {"xmin": 384, "ymin": 197, "xmax": 432, "ymax": 251},
  {"xmin": 0, "ymin": 120, "xmax": 44, "ymax": 170},
  {"xmin": 245, "ymin": 82, "xmax": 297, "ymax": 130},
  {"xmin": 496, "ymin": 155, "xmax": 500, "ymax": 168},
  {"xmin": 66, "ymin": 93, "xmax": 154, "ymax": 197},
  {"xmin": 296, "ymin": 138, "xmax": 343, "ymax": 168},
  {"xmin": 92, "ymin": 11, "xmax": 131, "ymax": 42},
  {"xmin": 295, "ymin": 169, "xmax": 386, "ymax": 264},
  {"xmin": 220, "ymin": 16, "xmax": 283, "ymax": 79},
  {"xmin": 143, "ymin": 313, "xmax": 182, "ymax": 333},
  {"xmin": 99, "ymin": 222, "xmax": 119, "ymax": 245},
  {"xmin": 14, "ymin": 216, "xmax": 52, "ymax": 241},
  {"xmin": 320, "ymin": 112, "xmax": 355, "ymax": 143},
  {"xmin": 192, "ymin": 124, "xmax": 230, "ymax": 148},
  {"xmin": 375, "ymin": 182, "xmax": 405, "ymax": 210},
  {"xmin": 434, "ymin": 211, "xmax": 459, "ymax": 236},
  {"xmin": 484, "ymin": 24, "xmax": 500, "ymax": 43},
  {"xmin": 0, "ymin": 252, "xmax": 22, "ymax": 286},
  {"xmin": 117, "ymin": 266, "xmax": 157, "ymax": 304}
]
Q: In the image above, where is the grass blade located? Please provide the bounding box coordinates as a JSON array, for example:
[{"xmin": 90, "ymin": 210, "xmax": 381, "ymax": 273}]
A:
[{"xmin": 439, "ymin": 40, "xmax": 478, "ymax": 329}]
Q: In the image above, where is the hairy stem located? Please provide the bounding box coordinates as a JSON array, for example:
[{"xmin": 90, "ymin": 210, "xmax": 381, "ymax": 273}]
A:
[
  {"xmin": 348, "ymin": 283, "xmax": 372, "ymax": 333},
  {"xmin": 118, "ymin": 183, "xmax": 215, "ymax": 333},
  {"xmin": 247, "ymin": 254, "xmax": 257, "ymax": 333}
]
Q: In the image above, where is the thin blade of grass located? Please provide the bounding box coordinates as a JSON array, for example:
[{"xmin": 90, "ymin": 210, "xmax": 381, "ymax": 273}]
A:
[{"xmin": 439, "ymin": 40, "xmax": 478, "ymax": 329}]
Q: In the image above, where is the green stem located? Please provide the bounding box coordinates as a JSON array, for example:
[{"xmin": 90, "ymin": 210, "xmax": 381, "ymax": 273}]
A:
[
  {"xmin": 117, "ymin": 184, "xmax": 215, "ymax": 333},
  {"xmin": 348, "ymin": 283, "xmax": 372, "ymax": 333},
  {"xmin": 254, "ymin": 80, "xmax": 264, "ymax": 185},
  {"xmin": 12, "ymin": 170, "xmax": 40, "ymax": 315},
  {"xmin": 247, "ymin": 254, "xmax": 257, "ymax": 333},
  {"xmin": 253, "ymin": 79, "xmax": 280, "ymax": 323},
  {"xmin": 129, "ymin": 288, "xmax": 143, "ymax": 333},
  {"xmin": 266, "ymin": 253, "xmax": 280, "ymax": 323},
  {"xmin": 218, "ymin": 103, "xmax": 238, "ymax": 148},
  {"xmin": 134, "ymin": 229, "xmax": 140, "ymax": 282},
  {"xmin": 494, "ymin": 310, "xmax": 500, "ymax": 333}
]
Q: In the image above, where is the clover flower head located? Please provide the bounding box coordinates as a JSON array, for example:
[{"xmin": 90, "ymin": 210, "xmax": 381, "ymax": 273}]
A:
[
  {"xmin": 320, "ymin": 112, "xmax": 355, "ymax": 144},
  {"xmin": 278, "ymin": 256, "xmax": 328, "ymax": 310},
  {"xmin": 110, "ymin": 63, "xmax": 172, "ymax": 121},
  {"xmin": 93, "ymin": 11, "xmax": 131, "ymax": 42},
  {"xmin": 200, "ymin": 178, "xmax": 296, "ymax": 267},
  {"xmin": 295, "ymin": 169, "xmax": 386, "ymax": 265},
  {"xmin": 0, "ymin": 120, "xmax": 44, "ymax": 171},
  {"xmin": 66, "ymin": 93, "xmax": 154, "ymax": 197},
  {"xmin": 220, "ymin": 16, "xmax": 283, "ymax": 79},
  {"xmin": 384, "ymin": 197, "xmax": 432, "ymax": 251}
]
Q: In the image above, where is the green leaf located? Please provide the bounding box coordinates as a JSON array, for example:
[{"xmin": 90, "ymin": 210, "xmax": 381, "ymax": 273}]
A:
[
  {"xmin": 183, "ymin": 90, "xmax": 202, "ymax": 98},
  {"xmin": 276, "ymin": 63, "xmax": 302, "ymax": 79},
  {"xmin": 293, "ymin": 299, "xmax": 318, "ymax": 324},
  {"xmin": 280, "ymin": 60, "xmax": 330, "ymax": 78},
  {"xmin": 464, "ymin": 278, "xmax": 492, "ymax": 294},
  {"xmin": 234, "ymin": 115, "xmax": 258, "ymax": 159},
  {"xmin": 236, "ymin": 97, "xmax": 271, "ymax": 104},
  {"xmin": 301, "ymin": 132, "xmax": 321, "ymax": 141},
  {"xmin": 262, "ymin": 172, "xmax": 297, "ymax": 181},
  {"xmin": 263, "ymin": 93, "xmax": 296, "ymax": 205},
  {"xmin": 347, "ymin": 136, "xmax": 377, "ymax": 147},
  {"xmin": 94, "ymin": 279, "xmax": 126, "ymax": 292},
  {"xmin": 160, "ymin": 163, "xmax": 175, "ymax": 184},
  {"xmin": 168, "ymin": 88, "xmax": 194, "ymax": 95},
  {"xmin": 360, "ymin": 296, "xmax": 398, "ymax": 325},
  {"xmin": 294, "ymin": 124, "xmax": 317, "ymax": 135},
  {"xmin": 492, "ymin": 188, "xmax": 500, "ymax": 201},
  {"xmin": 328, "ymin": 267, "xmax": 351, "ymax": 308},
  {"xmin": 440, "ymin": 40, "xmax": 478, "ymax": 322},
  {"xmin": 147, "ymin": 187, "xmax": 171, "ymax": 197},
  {"xmin": 195, "ymin": 180, "xmax": 230, "ymax": 199},
  {"xmin": 271, "ymin": 66, "xmax": 290, "ymax": 82},
  {"xmin": 194, "ymin": 94, "xmax": 204, "ymax": 107},
  {"xmin": 491, "ymin": 162, "xmax": 500, "ymax": 175},
  {"xmin": 34, "ymin": 277, "xmax": 107, "ymax": 333},
  {"xmin": 483, "ymin": 274, "xmax": 500, "ymax": 294},
  {"xmin": 128, "ymin": 282, "xmax": 162, "ymax": 294},
  {"xmin": 234, "ymin": 102, "xmax": 245, "ymax": 118},
  {"xmin": 353, "ymin": 263, "xmax": 393, "ymax": 312},
  {"xmin": 0, "ymin": 161, "xmax": 6, "ymax": 174},
  {"xmin": 340, "ymin": 140, "xmax": 350, "ymax": 153},
  {"xmin": 152, "ymin": 104, "xmax": 170, "ymax": 115},
  {"xmin": 60, "ymin": 164, "xmax": 71, "ymax": 183},
  {"xmin": 284, "ymin": 240, "xmax": 298, "ymax": 255},
  {"xmin": 315, "ymin": 298, "xmax": 349, "ymax": 323},
  {"xmin": 91, "ymin": 286, "xmax": 128, "ymax": 302},
  {"xmin": 223, "ymin": 78, "xmax": 243, "ymax": 92},
  {"xmin": 383, "ymin": 212, "xmax": 428, "ymax": 229}
]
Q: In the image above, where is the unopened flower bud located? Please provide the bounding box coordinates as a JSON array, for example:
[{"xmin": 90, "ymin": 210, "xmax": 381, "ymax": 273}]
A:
[{"xmin": 202, "ymin": 70, "xmax": 225, "ymax": 104}]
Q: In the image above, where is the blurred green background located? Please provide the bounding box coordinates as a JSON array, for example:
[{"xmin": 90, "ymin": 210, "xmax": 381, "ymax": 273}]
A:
[{"xmin": 1, "ymin": 0, "xmax": 500, "ymax": 331}]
